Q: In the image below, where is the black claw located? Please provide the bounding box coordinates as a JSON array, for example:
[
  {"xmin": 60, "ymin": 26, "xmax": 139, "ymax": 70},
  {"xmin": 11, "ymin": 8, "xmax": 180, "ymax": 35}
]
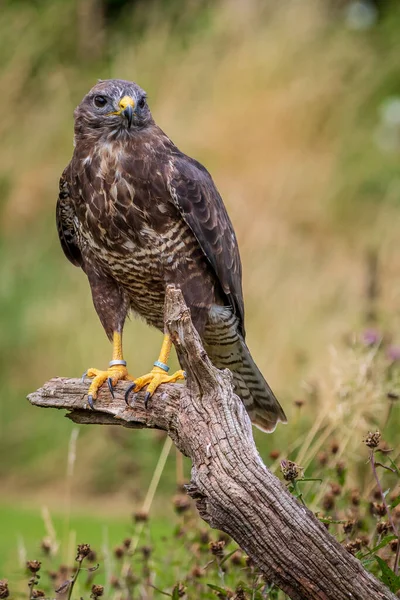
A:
[
  {"xmin": 183, "ymin": 371, "xmax": 187, "ymax": 379},
  {"xmin": 124, "ymin": 382, "xmax": 136, "ymax": 406},
  {"xmin": 107, "ymin": 377, "xmax": 115, "ymax": 398},
  {"xmin": 88, "ymin": 394, "xmax": 95, "ymax": 410},
  {"xmin": 81, "ymin": 370, "xmax": 88, "ymax": 383},
  {"xmin": 144, "ymin": 391, "xmax": 151, "ymax": 409}
]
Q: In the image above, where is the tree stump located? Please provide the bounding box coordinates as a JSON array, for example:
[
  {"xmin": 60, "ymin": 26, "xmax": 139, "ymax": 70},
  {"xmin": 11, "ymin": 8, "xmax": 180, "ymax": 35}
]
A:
[{"xmin": 28, "ymin": 286, "xmax": 395, "ymax": 600}]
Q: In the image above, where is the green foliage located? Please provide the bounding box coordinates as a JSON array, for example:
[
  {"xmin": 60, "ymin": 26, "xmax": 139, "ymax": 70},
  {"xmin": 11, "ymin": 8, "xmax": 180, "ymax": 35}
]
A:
[{"xmin": 375, "ymin": 557, "xmax": 400, "ymax": 593}]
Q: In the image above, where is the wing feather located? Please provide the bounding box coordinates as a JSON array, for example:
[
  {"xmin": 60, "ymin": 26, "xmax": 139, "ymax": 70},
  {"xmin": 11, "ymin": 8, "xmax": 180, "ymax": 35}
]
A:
[
  {"xmin": 56, "ymin": 171, "xmax": 83, "ymax": 268},
  {"xmin": 168, "ymin": 154, "xmax": 245, "ymax": 336}
]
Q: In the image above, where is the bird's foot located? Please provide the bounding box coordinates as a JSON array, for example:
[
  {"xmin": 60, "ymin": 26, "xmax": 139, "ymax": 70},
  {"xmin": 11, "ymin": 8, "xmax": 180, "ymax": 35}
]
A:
[
  {"xmin": 82, "ymin": 363, "xmax": 134, "ymax": 409},
  {"xmin": 124, "ymin": 366, "xmax": 186, "ymax": 408}
]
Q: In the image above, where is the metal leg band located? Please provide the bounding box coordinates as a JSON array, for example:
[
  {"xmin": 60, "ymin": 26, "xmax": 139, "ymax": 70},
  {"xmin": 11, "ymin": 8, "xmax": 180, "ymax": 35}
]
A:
[
  {"xmin": 109, "ymin": 359, "xmax": 127, "ymax": 367},
  {"xmin": 154, "ymin": 360, "xmax": 169, "ymax": 372}
]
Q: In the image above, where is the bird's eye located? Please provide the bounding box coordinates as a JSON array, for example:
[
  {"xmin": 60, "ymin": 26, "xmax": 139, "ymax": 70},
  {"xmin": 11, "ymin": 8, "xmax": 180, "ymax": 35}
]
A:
[
  {"xmin": 138, "ymin": 96, "xmax": 146, "ymax": 109},
  {"xmin": 93, "ymin": 95, "xmax": 107, "ymax": 108}
]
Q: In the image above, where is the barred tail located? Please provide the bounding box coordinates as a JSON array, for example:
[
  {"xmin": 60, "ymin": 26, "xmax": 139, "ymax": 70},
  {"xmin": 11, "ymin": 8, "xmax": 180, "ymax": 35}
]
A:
[
  {"xmin": 203, "ymin": 306, "xmax": 287, "ymax": 433},
  {"xmin": 234, "ymin": 338, "xmax": 287, "ymax": 432}
]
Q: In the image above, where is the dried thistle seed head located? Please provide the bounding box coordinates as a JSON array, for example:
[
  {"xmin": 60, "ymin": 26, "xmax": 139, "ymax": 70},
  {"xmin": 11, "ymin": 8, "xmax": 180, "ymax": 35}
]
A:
[
  {"xmin": 174, "ymin": 525, "xmax": 187, "ymax": 539},
  {"xmin": 245, "ymin": 555, "xmax": 254, "ymax": 568},
  {"xmin": 350, "ymin": 489, "xmax": 361, "ymax": 506},
  {"xmin": 31, "ymin": 591, "xmax": 45, "ymax": 598},
  {"xmin": 133, "ymin": 510, "xmax": 149, "ymax": 523},
  {"xmin": 322, "ymin": 493, "xmax": 335, "ymax": 512},
  {"xmin": 125, "ymin": 567, "xmax": 139, "ymax": 586},
  {"xmin": 343, "ymin": 519, "xmax": 356, "ymax": 534},
  {"xmin": 294, "ymin": 399, "xmax": 305, "ymax": 408},
  {"xmin": 330, "ymin": 440, "xmax": 339, "ymax": 455},
  {"xmin": 141, "ymin": 545, "xmax": 152, "ymax": 559},
  {"xmin": 390, "ymin": 539, "xmax": 399, "ymax": 552},
  {"xmin": 364, "ymin": 431, "xmax": 381, "ymax": 449},
  {"xmin": 234, "ymin": 587, "xmax": 246, "ymax": 600},
  {"xmin": 114, "ymin": 546, "xmax": 124, "ymax": 559},
  {"xmin": 317, "ymin": 452, "xmax": 328, "ymax": 466},
  {"xmin": 376, "ymin": 521, "xmax": 390, "ymax": 535},
  {"xmin": 343, "ymin": 538, "xmax": 362, "ymax": 555},
  {"xmin": 359, "ymin": 534, "xmax": 370, "ymax": 547},
  {"xmin": 40, "ymin": 538, "xmax": 52, "ymax": 555},
  {"xmin": 209, "ymin": 540, "xmax": 225, "ymax": 558},
  {"xmin": 76, "ymin": 544, "xmax": 91, "ymax": 561},
  {"xmin": 110, "ymin": 575, "xmax": 120, "ymax": 589},
  {"xmin": 172, "ymin": 582, "xmax": 186, "ymax": 597},
  {"xmin": 280, "ymin": 460, "xmax": 302, "ymax": 481},
  {"xmin": 329, "ymin": 482, "xmax": 342, "ymax": 496},
  {"xmin": 230, "ymin": 550, "xmax": 243, "ymax": 566},
  {"xmin": 372, "ymin": 488, "xmax": 382, "ymax": 500},
  {"xmin": 190, "ymin": 565, "xmax": 203, "ymax": 578},
  {"xmin": 91, "ymin": 584, "xmax": 104, "ymax": 598},
  {"xmin": 199, "ymin": 530, "xmax": 210, "ymax": 545},
  {"xmin": 372, "ymin": 502, "xmax": 387, "ymax": 517},
  {"xmin": 269, "ymin": 449, "xmax": 280, "ymax": 460},
  {"xmin": 26, "ymin": 560, "xmax": 41, "ymax": 573},
  {"xmin": 218, "ymin": 532, "xmax": 231, "ymax": 545},
  {"xmin": 336, "ymin": 461, "xmax": 346, "ymax": 476},
  {"xmin": 0, "ymin": 580, "xmax": 9, "ymax": 599},
  {"xmin": 173, "ymin": 494, "xmax": 191, "ymax": 514}
]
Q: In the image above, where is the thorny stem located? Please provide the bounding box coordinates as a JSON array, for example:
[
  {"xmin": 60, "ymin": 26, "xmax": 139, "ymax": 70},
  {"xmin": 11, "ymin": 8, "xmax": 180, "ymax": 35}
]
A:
[
  {"xmin": 216, "ymin": 557, "xmax": 225, "ymax": 587},
  {"xmin": 369, "ymin": 450, "xmax": 400, "ymax": 575},
  {"xmin": 374, "ymin": 462, "xmax": 397, "ymax": 473},
  {"xmin": 291, "ymin": 480, "xmax": 306, "ymax": 507},
  {"xmin": 120, "ymin": 436, "xmax": 173, "ymax": 592},
  {"xmin": 28, "ymin": 576, "xmax": 38, "ymax": 600},
  {"xmin": 394, "ymin": 541, "xmax": 400, "ymax": 579},
  {"xmin": 66, "ymin": 557, "xmax": 84, "ymax": 600},
  {"xmin": 251, "ymin": 573, "xmax": 258, "ymax": 600}
]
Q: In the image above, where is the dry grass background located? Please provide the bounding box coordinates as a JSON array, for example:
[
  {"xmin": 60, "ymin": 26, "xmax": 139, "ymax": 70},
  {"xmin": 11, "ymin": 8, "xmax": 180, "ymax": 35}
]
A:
[{"xmin": 0, "ymin": 0, "xmax": 400, "ymax": 511}]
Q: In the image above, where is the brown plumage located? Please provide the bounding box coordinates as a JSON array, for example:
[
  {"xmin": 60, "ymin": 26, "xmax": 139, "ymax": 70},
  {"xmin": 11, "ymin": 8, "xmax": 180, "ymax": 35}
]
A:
[{"xmin": 57, "ymin": 79, "xmax": 287, "ymax": 432}]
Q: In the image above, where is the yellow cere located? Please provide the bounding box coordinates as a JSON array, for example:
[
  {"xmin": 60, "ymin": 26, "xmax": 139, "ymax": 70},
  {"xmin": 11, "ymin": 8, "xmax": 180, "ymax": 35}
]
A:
[
  {"xmin": 118, "ymin": 96, "xmax": 135, "ymax": 111},
  {"xmin": 106, "ymin": 96, "xmax": 135, "ymax": 117}
]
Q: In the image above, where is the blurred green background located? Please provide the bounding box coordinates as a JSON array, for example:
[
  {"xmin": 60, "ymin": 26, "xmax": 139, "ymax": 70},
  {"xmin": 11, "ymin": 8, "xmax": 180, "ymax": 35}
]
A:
[{"xmin": 1, "ymin": 0, "xmax": 400, "ymax": 585}]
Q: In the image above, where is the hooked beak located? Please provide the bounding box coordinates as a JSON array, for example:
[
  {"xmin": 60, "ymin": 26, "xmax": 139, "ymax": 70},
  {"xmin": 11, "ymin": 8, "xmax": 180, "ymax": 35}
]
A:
[
  {"xmin": 123, "ymin": 105, "xmax": 133, "ymax": 129},
  {"xmin": 118, "ymin": 95, "xmax": 135, "ymax": 129}
]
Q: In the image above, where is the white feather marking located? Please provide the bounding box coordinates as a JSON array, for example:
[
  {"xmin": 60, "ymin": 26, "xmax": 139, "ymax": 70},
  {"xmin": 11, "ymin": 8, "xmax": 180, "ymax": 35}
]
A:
[{"xmin": 208, "ymin": 304, "xmax": 234, "ymax": 323}]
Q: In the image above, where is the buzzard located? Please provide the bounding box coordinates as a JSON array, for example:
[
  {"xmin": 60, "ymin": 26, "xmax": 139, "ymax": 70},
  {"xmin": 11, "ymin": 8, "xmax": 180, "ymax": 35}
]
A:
[{"xmin": 57, "ymin": 79, "xmax": 287, "ymax": 432}]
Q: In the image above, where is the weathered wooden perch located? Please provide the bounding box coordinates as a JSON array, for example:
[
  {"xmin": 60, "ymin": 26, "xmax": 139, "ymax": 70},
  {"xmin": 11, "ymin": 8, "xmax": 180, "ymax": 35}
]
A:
[{"xmin": 28, "ymin": 287, "xmax": 395, "ymax": 600}]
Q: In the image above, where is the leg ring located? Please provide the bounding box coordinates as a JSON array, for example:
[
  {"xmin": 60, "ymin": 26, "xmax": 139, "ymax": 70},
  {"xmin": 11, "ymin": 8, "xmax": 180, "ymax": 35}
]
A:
[{"xmin": 153, "ymin": 361, "xmax": 170, "ymax": 372}]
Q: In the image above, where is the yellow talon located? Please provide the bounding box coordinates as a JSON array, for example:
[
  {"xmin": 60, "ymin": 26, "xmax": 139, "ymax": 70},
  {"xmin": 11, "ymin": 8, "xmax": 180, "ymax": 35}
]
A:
[
  {"xmin": 84, "ymin": 331, "xmax": 134, "ymax": 408},
  {"xmin": 133, "ymin": 367, "xmax": 186, "ymax": 396},
  {"xmin": 86, "ymin": 364, "xmax": 134, "ymax": 400},
  {"xmin": 125, "ymin": 333, "xmax": 186, "ymax": 408}
]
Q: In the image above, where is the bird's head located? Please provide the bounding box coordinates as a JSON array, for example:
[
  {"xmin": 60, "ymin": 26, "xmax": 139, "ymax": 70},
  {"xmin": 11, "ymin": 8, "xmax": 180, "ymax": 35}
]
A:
[{"xmin": 74, "ymin": 79, "xmax": 152, "ymax": 138}]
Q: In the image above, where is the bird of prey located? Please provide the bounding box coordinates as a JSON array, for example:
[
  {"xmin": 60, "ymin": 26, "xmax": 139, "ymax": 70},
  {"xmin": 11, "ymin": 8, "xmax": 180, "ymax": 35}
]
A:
[{"xmin": 57, "ymin": 79, "xmax": 287, "ymax": 432}]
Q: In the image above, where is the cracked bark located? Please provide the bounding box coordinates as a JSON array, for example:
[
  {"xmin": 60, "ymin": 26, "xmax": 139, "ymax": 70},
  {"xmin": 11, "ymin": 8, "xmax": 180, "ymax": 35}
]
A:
[{"xmin": 28, "ymin": 286, "xmax": 395, "ymax": 600}]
